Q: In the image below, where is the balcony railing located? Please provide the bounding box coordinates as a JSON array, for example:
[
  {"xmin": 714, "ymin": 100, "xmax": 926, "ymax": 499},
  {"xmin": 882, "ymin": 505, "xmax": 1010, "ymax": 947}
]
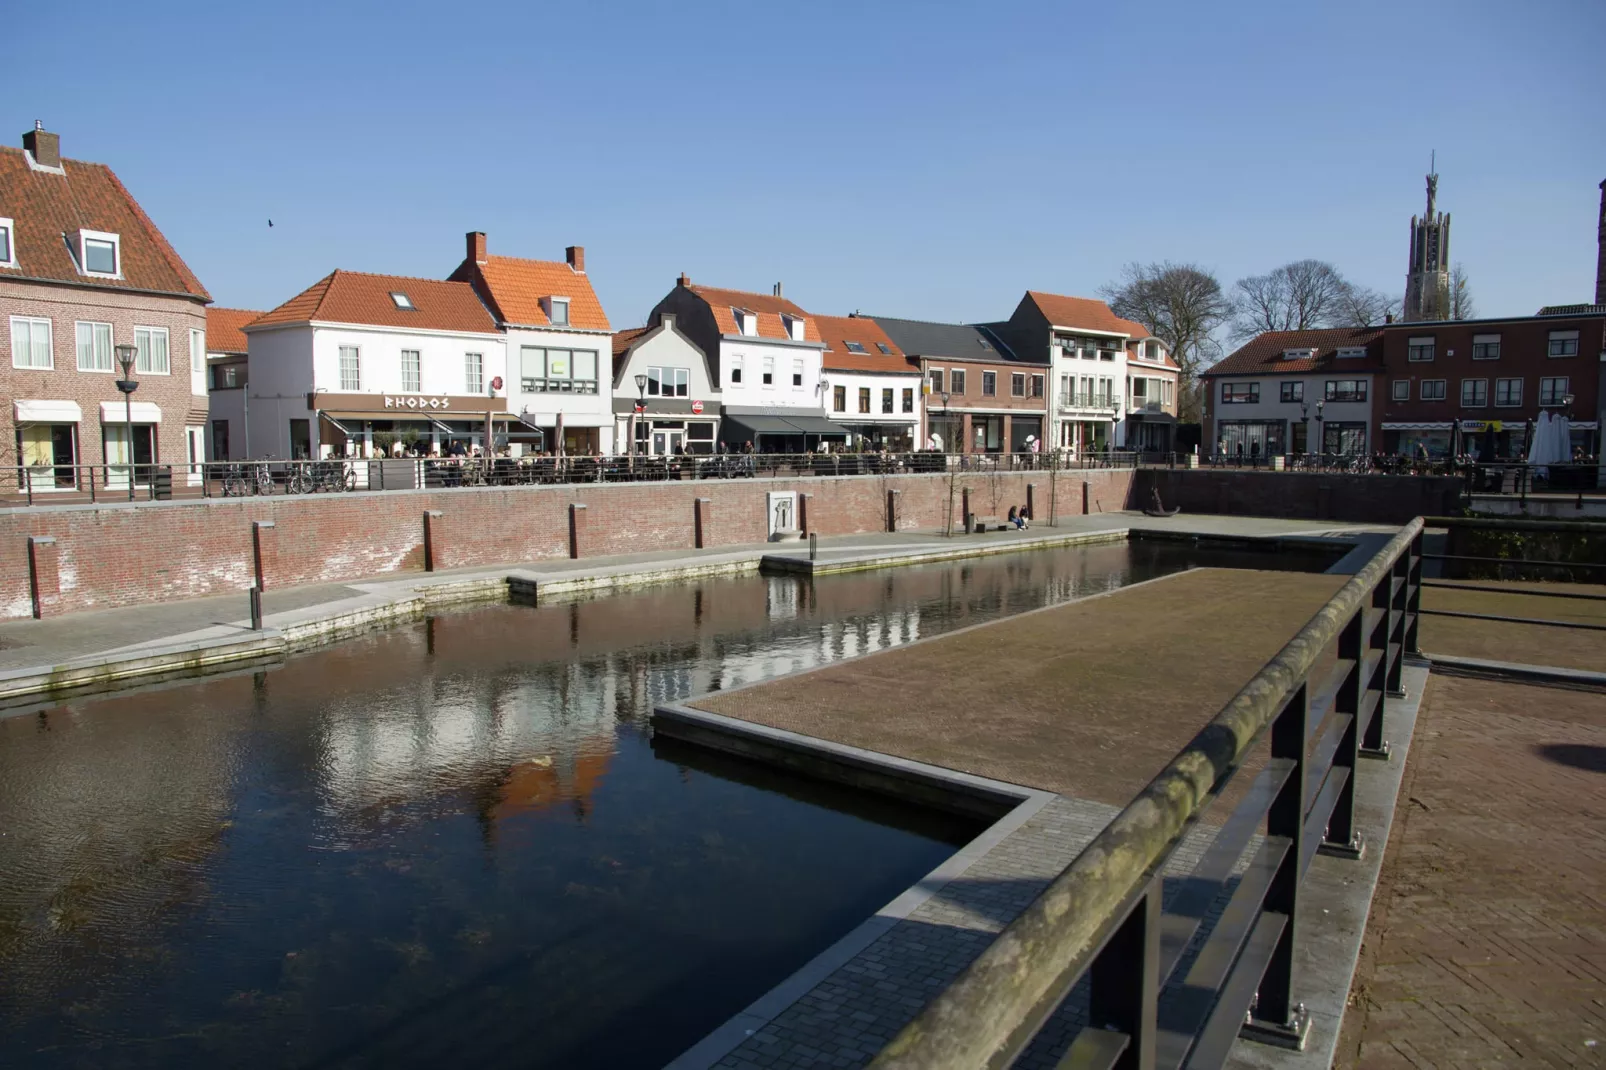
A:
[{"xmin": 1058, "ymin": 391, "xmax": 1119, "ymax": 411}]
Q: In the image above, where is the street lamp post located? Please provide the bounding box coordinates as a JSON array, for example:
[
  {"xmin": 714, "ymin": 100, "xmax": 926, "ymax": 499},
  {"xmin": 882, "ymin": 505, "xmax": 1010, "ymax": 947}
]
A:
[
  {"xmin": 1110, "ymin": 398, "xmax": 1122, "ymax": 460},
  {"xmin": 114, "ymin": 343, "xmax": 139, "ymax": 500},
  {"xmin": 1299, "ymin": 400, "xmax": 1310, "ymax": 459},
  {"xmin": 1315, "ymin": 399, "xmax": 1326, "ymax": 459},
  {"xmin": 632, "ymin": 373, "xmax": 648, "ymax": 466},
  {"xmin": 940, "ymin": 391, "xmax": 951, "ymax": 453}
]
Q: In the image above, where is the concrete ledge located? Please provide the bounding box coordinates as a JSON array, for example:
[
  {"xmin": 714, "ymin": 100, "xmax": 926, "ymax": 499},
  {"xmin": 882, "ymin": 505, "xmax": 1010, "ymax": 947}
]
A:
[
  {"xmin": 653, "ymin": 703, "xmax": 1056, "ymax": 1070},
  {"xmin": 760, "ymin": 527, "xmax": 1128, "ymax": 577},
  {"xmin": 1422, "ymin": 651, "xmax": 1606, "ymax": 688}
]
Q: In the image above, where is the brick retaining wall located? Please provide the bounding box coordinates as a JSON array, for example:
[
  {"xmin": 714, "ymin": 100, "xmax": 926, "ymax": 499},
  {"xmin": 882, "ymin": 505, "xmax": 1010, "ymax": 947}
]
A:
[
  {"xmin": 1134, "ymin": 468, "xmax": 1463, "ymax": 525},
  {"xmin": 1, "ymin": 469, "xmax": 1134, "ymax": 618}
]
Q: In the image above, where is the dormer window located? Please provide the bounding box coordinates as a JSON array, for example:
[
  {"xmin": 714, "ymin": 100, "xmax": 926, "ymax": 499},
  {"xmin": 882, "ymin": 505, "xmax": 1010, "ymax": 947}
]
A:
[
  {"xmin": 0, "ymin": 217, "xmax": 14, "ymax": 268},
  {"xmin": 1335, "ymin": 347, "xmax": 1367, "ymax": 360},
  {"xmin": 844, "ymin": 341, "xmax": 867, "ymax": 354},
  {"xmin": 1145, "ymin": 340, "xmax": 1160, "ymax": 361},
  {"xmin": 548, "ymin": 297, "xmax": 570, "ymax": 327},
  {"xmin": 73, "ymin": 229, "xmax": 120, "ymax": 278},
  {"xmin": 783, "ymin": 314, "xmax": 805, "ymax": 341},
  {"xmin": 733, "ymin": 308, "xmax": 757, "ymax": 336},
  {"xmin": 1282, "ymin": 348, "xmax": 1316, "ymax": 361},
  {"xmin": 389, "ymin": 291, "xmax": 414, "ymax": 310}
]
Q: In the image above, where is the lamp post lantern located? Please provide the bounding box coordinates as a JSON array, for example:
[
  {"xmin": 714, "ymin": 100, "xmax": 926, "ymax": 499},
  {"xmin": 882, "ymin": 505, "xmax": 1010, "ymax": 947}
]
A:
[
  {"xmin": 633, "ymin": 373, "xmax": 648, "ymax": 459},
  {"xmin": 1315, "ymin": 399, "xmax": 1326, "ymax": 457},
  {"xmin": 114, "ymin": 342, "xmax": 139, "ymax": 500},
  {"xmin": 940, "ymin": 391, "xmax": 951, "ymax": 453}
]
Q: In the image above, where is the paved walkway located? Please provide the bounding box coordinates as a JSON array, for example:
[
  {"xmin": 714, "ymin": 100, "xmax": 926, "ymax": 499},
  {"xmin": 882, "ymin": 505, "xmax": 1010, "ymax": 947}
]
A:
[
  {"xmin": 0, "ymin": 513, "xmax": 1376, "ymax": 676},
  {"xmin": 1334, "ymin": 674, "xmax": 1606, "ymax": 1069}
]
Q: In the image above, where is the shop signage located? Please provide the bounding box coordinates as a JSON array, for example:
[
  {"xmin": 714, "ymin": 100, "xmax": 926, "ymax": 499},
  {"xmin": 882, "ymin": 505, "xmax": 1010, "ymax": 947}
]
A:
[
  {"xmin": 309, "ymin": 392, "xmax": 508, "ymax": 414},
  {"xmin": 1459, "ymin": 420, "xmax": 1504, "ymax": 433},
  {"xmin": 490, "ymin": 376, "xmax": 503, "ymax": 391},
  {"xmin": 691, "ymin": 400, "xmax": 704, "ymax": 414}
]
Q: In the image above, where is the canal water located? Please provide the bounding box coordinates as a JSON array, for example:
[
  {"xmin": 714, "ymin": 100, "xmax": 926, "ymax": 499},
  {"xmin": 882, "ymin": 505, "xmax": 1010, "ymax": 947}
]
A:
[{"xmin": 0, "ymin": 540, "xmax": 1337, "ymax": 1069}]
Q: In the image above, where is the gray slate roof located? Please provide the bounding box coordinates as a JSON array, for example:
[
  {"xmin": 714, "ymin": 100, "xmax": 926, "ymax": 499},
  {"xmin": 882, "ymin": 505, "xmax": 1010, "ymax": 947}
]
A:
[{"xmin": 871, "ymin": 316, "xmax": 1027, "ymax": 363}]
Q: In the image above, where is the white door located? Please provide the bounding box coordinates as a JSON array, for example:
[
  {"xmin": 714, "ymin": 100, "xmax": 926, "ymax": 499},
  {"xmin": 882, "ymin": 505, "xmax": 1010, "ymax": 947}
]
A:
[{"xmin": 185, "ymin": 426, "xmax": 205, "ymax": 485}]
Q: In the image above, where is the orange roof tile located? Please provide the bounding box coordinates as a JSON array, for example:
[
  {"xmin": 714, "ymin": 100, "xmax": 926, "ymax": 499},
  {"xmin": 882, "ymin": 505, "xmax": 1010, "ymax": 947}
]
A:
[
  {"xmin": 686, "ymin": 284, "xmax": 822, "ymax": 343},
  {"xmin": 450, "ymin": 254, "xmax": 610, "ymax": 332},
  {"xmin": 610, "ymin": 325, "xmax": 650, "ymax": 378},
  {"xmin": 1205, "ymin": 327, "xmax": 1384, "ymax": 376},
  {"xmin": 249, "ymin": 271, "xmax": 499, "ymax": 333},
  {"xmin": 815, "ymin": 315, "xmax": 919, "ymax": 374},
  {"xmin": 0, "ymin": 145, "xmax": 209, "ymax": 300},
  {"xmin": 1026, "ymin": 291, "xmax": 1148, "ymax": 337},
  {"xmin": 205, "ymin": 307, "xmax": 260, "ymax": 354}
]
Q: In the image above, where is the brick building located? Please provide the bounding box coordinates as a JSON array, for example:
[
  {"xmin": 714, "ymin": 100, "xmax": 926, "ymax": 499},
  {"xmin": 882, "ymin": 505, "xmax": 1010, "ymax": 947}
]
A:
[
  {"xmin": 873, "ymin": 317, "xmax": 1046, "ymax": 453},
  {"xmin": 1202, "ymin": 328, "xmax": 1383, "ymax": 459},
  {"xmin": 2, "ymin": 123, "xmax": 210, "ymax": 493},
  {"xmin": 1377, "ymin": 312, "xmax": 1602, "ymax": 461}
]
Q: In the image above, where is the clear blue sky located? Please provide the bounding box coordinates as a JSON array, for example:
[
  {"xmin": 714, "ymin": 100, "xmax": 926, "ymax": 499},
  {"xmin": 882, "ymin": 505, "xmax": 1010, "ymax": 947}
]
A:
[{"xmin": 6, "ymin": 0, "xmax": 1602, "ymax": 331}]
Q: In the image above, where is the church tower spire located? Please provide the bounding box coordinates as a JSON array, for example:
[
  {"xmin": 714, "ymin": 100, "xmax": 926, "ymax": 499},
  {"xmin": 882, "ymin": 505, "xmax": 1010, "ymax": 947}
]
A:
[
  {"xmin": 1404, "ymin": 156, "xmax": 1451, "ymax": 322},
  {"xmin": 1595, "ymin": 178, "xmax": 1605, "ymax": 307}
]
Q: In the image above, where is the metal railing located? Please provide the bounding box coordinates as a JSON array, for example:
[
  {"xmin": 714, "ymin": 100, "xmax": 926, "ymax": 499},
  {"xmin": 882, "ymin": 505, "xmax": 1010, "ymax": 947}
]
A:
[
  {"xmin": 4, "ymin": 450, "xmax": 1142, "ymax": 507},
  {"xmin": 869, "ymin": 519, "xmax": 1424, "ymax": 1070}
]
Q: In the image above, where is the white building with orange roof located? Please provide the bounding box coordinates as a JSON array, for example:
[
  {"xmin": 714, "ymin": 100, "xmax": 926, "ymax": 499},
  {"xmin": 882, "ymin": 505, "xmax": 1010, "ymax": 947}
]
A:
[
  {"xmin": 242, "ymin": 270, "xmax": 507, "ymax": 459},
  {"xmin": 815, "ymin": 314, "xmax": 922, "ymax": 449},
  {"xmin": 649, "ymin": 275, "xmax": 841, "ymax": 451},
  {"xmin": 449, "ymin": 232, "xmax": 614, "ymax": 455}
]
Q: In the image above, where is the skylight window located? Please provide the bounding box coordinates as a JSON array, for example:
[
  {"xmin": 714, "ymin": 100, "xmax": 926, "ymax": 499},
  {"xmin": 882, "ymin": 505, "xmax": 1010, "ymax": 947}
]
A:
[
  {"xmin": 844, "ymin": 341, "xmax": 867, "ymax": 354},
  {"xmin": 876, "ymin": 342, "xmax": 892, "ymax": 355},
  {"xmin": 977, "ymin": 336, "xmax": 993, "ymax": 350},
  {"xmin": 390, "ymin": 292, "xmax": 415, "ymax": 310}
]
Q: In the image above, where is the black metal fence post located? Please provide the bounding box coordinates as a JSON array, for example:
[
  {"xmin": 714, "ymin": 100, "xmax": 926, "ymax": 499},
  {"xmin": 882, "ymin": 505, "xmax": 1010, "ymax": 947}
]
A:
[
  {"xmin": 1087, "ymin": 876, "xmax": 1160, "ymax": 1070},
  {"xmin": 1404, "ymin": 532, "xmax": 1423, "ymax": 656},
  {"xmin": 1245, "ymin": 683, "xmax": 1310, "ymax": 1048},
  {"xmin": 1360, "ymin": 570, "xmax": 1392, "ymax": 760},
  {"xmin": 1321, "ymin": 611, "xmax": 1365, "ymax": 859},
  {"xmin": 1386, "ymin": 550, "xmax": 1410, "ymax": 697}
]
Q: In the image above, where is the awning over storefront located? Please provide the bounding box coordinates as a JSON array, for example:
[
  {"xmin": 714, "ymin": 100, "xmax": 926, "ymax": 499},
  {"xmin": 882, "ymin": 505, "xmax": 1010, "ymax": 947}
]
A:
[
  {"xmin": 1126, "ymin": 411, "xmax": 1176, "ymax": 424},
  {"xmin": 1382, "ymin": 422, "xmax": 1454, "ymax": 431},
  {"xmin": 723, "ymin": 410, "xmax": 845, "ymax": 437},
  {"xmin": 98, "ymin": 401, "xmax": 161, "ymax": 423},
  {"xmin": 15, "ymin": 399, "xmax": 82, "ymax": 423}
]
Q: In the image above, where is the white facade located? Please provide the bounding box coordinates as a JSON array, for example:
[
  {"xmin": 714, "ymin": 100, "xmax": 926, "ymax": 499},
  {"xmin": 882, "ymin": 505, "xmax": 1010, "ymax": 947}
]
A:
[
  {"xmin": 718, "ymin": 336, "xmax": 827, "ymax": 406},
  {"xmin": 612, "ymin": 316, "xmax": 722, "ymax": 455},
  {"xmin": 1049, "ymin": 330, "xmax": 1129, "ymax": 450},
  {"xmin": 506, "ymin": 324, "xmax": 615, "ymax": 454},
  {"xmin": 820, "ymin": 369, "xmax": 922, "ymax": 445},
  {"xmin": 242, "ymin": 322, "xmax": 507, "ymax": 459},
  {"xmin": 1208, "ymin": 370, "xmax": 1376, "ymax": 457}
]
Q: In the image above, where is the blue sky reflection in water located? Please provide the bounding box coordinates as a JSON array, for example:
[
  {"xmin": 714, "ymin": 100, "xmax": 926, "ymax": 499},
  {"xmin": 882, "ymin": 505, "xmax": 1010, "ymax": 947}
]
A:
[{"xmin": 0, "ymin": 541, "xmax": 1338, "ymax": 1068}]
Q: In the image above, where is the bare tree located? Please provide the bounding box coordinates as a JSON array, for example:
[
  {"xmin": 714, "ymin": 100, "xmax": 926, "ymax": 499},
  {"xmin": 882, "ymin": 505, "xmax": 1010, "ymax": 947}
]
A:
[
  {"xmin": 1330, "ymin": 284, "xmax": 1402, "ymax": 328},
  {"xmin": 1231, "ymin": 260, "xmax": 1352, "ymax": 339},
  {"xmin": 1449, "ymin": 263, "xmax": 1475, "ymax": 320},
  {"xmin": 1100, "ymin": 262, "xmax": 1232, "ymax": 422}
]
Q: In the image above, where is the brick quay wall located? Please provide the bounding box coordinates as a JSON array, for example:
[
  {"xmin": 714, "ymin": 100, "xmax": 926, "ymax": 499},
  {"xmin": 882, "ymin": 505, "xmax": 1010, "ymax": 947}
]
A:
[
  {"xmin": 2, "ymin": 469, "xmax": 1134, "ymax": 618},
  {"xmin": 1134, "ymin": 468, "xmax": 1463, "ymax": 525}
]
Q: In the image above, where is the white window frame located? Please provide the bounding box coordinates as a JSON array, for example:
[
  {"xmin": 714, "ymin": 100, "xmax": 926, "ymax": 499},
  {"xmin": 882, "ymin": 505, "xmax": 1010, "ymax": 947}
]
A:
[
  {"xmin": 10, "ymin": 315, "xmax": 53, "ymax": 370},
  {"xmin": 189, "ymin": 327, "xmax": 207, "ymax": 395},
  {"xmin": 0, "ymin": 217, "xmax": 15, "ymax": 268},
  {"xmin": 1407, "ymin": 337, "xmax": 1435, "ymax": 362},
  {"xmin": 1335, "ymin": 347, "xmax": 1367, "ymax": 360},
  {"xmin": 77, "ymin": 320, "xmax": 114, "ymax": 372},
  {"xmin": 1494, "ymin": 378, "xmax": 1522, "ymax": 408},
  {"xmin": 1281, "ymin": 348, "xmax": 1316, "ymax": 361},
  {"xmin": 465, "ymin": 352, "xmax": 484, "ymax": 394},
  {"xmin": 791, "ymin": 357, "xmax": 804, "ymax": 388},
  {"xmin": 1421, "ymin": 379, "xmax": 1447, "ymax": 401},
  {"xmin": 735, "ymin": 309, "xmax": 757, "ymax": 337},
  {"xmin": 1460, "ymin": 377, "xmax": 1488, "ymax": 407},
  {"xmin": 761, "ymin": 355, "xmax": 774, "ymax": 387},
  {"xmin": 77, "ymin": 229, "xmax": 122, "ymax": 278},
  {"xmin": 1471, "ymin": 334, "xmax": 1501, "ymax": 360},
  {"xmin": 401, "ymin": 349, "xmax": 422, "ymax": 392},
  {"xmin": 1539, "ymin": 376, "xmax": 1569, "ymax": 405},
  {"xmin": 1547, "ymin": 330, "xmax": 1580, "ymax": 357},
  {"xmin": 389, "ymin": 291, "xmax": 414, "ymax": 310},
  {"xmin": 729, "ymin": 355, "xmax": 743, "ymax": 385},
  {"xmin": 339, "ymin": 345, "xmax": 362, "ymax": 391},
  {"xmin": 783, "ymin": 314, "xmax": 805, "ymax": 341},
  {"xmin": 548, "ymin": 297, "xmax": 570, "ymax": 327},
  {"xmin": 133, "ymin": 326, "xmax": 170, "ymax": 375},
  {"xmin": 646, "ymin": 366, "xmax": 689, "ymax": 398},
  {"xmin": 1390, "ymin": 380, "xmax": 1409, "ymax": 401}
]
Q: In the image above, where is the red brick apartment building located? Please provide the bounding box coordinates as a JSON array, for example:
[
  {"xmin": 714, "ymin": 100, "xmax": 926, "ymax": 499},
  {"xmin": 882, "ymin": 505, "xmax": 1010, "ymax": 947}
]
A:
[{"xmin": 1, "ymin": 124, "xmax": 210, "ymax": 493}]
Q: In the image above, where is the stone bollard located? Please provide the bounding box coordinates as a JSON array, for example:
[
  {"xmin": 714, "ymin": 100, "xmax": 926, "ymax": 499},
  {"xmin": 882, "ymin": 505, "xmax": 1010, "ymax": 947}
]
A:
[
  {"xmin": 569, "ymin": 503, "xmax": 588, "ymax": 559},
  {"xmin": 694, "ymin": 498, "xmax": 712, "ymax": 549},
  {"xmin": 27, "ymin": 536, "xmax": 59, "ymax": 619},
  {"xmin": 423, "ymin": 510, "xmax": 445, "ymax": 572},
  {"xmin": 252, "ymin": 521, "xmax": 277, "ymax": 591}
]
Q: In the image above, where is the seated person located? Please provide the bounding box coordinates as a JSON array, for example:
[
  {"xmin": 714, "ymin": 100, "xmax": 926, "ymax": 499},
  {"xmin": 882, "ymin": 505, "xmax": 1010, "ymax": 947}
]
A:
[{"xmin": 1008, "ymin": 505, "xmax": 1027, "ymax": 530}]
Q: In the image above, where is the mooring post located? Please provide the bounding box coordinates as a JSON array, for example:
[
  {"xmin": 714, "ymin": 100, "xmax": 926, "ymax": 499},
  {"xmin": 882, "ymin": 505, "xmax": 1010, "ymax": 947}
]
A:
[
  {"xmin": 809, "ymin": 532, "xmax": 817, "ymax": 561},
  {"xmin": 249, "ymin": 585, "xmax": 263, "ymax": 631}
]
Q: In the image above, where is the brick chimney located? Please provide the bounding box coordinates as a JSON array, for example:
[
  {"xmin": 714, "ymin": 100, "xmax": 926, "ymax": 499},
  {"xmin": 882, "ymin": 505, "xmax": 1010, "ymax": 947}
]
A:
[
  {"xmin": 22, "ymin": 120, "xmax": 59, "ymax": 169},
  {"xmin": 467, "ymin": 231, "xmax": 487, "ymax": 265},
  {"xmin": 566, "ymin": 245, "xmax": 585, "ymax": 272},
  {"xmin": 1596, "ymin": 179, "xmax": 1605, "ymax": 306},
  {"xmin": 677, "ymin": 272, "xmax": 690, "ymax": 288}
]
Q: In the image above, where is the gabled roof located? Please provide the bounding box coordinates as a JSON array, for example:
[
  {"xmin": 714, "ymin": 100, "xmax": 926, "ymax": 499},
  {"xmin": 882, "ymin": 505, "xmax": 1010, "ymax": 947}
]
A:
[
  {"xmin": 612, "ymin": 326, "xmax": 650, "ymax": 360},
  {"xmin": 249, "ymin": 270, "xmax": 499, "ymax": 333},
  {"xmin": 0, "ymin": 144, "xmax": 209, "ymax": 300},
  {"xmin": 872, "ymin": 316, "xmax": 1021, "ymax": 363},
  {"xmin": 815, "ymin": 315, "xmax": 917, "ymax": 374},
  {"xmin": 1024, "ymin": 291, "xmax": 1148, "ymax": 337},
  {"xmin": 206, "ymin": 307, "xmax": 261, "ymax": 354},
  {"xmin": 683, "ymin": 283, "xmax": 822, "ymax": 342},
  {"xmin": 450, "ymin": 254, "xmax": 611, "ymax": 331},
  {"xmin": 1204, "ymin": 327, "xmax": 1383, "ymax": 377}
]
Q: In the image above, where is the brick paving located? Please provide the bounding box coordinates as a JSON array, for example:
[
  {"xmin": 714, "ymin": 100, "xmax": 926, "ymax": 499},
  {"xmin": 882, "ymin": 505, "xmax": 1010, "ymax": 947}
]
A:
[{"xmin": 1334, "ymin": 674, "xmax": 1606, "ymax": 1069}]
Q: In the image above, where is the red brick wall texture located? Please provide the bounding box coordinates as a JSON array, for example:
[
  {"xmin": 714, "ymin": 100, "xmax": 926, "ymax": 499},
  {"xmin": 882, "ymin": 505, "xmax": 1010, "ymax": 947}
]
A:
[{"xmin": 0, "ymin": 470, "xmax": 1134, "ymax": 618}]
